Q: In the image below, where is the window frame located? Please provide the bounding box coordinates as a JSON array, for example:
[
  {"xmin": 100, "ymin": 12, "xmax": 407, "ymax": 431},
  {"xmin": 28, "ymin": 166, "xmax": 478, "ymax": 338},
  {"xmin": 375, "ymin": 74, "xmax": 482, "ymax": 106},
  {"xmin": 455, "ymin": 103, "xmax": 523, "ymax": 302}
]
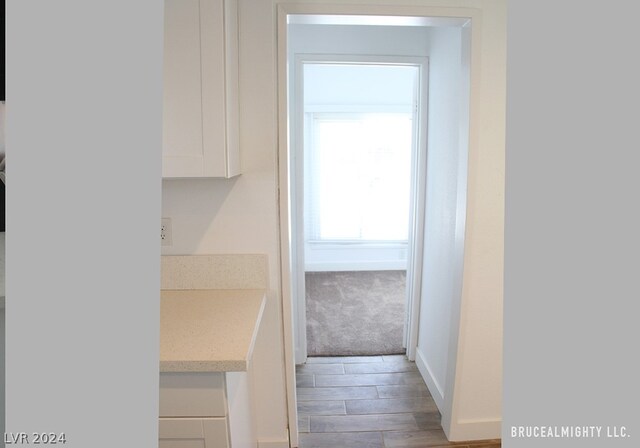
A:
[{"xmin": 303, "ymin": 104, "xmax": 416, "ymax": 246}]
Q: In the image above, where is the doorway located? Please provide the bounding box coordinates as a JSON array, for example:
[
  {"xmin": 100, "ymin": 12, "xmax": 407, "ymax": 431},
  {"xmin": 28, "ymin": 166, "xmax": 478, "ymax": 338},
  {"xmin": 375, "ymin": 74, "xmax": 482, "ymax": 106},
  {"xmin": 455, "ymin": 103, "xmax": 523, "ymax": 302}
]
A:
[
  {"xmin": 287, "ymin": 23, "xmax": 431, "ymax": 367},
  {"xmin": 297, "ymin": 60, "xmax": 425, "ymax": 358},
  {"xmin": 278, "ymin": 7, "xmax": 476, "ymax": 445}
]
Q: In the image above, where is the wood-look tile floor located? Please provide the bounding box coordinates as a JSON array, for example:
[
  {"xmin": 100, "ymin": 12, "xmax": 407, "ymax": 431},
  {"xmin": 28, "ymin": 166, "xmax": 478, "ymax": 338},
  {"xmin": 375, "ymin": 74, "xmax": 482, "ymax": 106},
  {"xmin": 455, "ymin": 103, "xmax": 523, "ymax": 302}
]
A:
[{"xmin": 296, "ymin": 355, "xmax": 501, "ymax": 448}]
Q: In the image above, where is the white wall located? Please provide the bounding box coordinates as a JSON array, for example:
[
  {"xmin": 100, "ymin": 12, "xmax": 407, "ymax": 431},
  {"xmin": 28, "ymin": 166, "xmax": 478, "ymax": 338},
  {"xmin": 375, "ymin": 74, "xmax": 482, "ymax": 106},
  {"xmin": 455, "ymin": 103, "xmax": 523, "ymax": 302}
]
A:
[
  {"xmin": 302, "ymin": 60, "xmax": 418, "ymax": 106},
  {"xmin": 289, "ymin": 24, "xmax": 430, "ymax": 58},
  {"xmin": 446, "ymin": 3, "xmax": 505, "ymax": 439},
  {"xmin": 416, "ymin": 10, "xmax": 505, "ymax": 441},
  {"xmin": 415, "ymin": 23, "xmax": 462, "ymax": 417},
  {"xmin": 162, "ymin": 0, "xmax": 505, "ymax": 445}
]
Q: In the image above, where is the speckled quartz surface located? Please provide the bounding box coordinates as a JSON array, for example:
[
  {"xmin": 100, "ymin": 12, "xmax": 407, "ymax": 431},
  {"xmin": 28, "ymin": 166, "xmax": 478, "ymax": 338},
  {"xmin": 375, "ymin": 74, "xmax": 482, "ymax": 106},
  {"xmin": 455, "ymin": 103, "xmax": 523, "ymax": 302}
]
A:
[
  {"xmin": 160, "ymin": 289, "xmax": 266, "ymax": 373},
  {"xmin": 162, "ymin": 255, "xmax": 268, "ymax": 290}
]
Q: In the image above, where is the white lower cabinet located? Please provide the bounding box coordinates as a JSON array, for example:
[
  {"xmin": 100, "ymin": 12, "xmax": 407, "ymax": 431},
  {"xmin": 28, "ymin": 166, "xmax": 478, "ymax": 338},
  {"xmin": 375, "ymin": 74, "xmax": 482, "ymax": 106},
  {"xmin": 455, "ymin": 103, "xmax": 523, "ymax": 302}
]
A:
[
  {"xmin": 159, "ymin": 417, "xmax": 229, "ymax": 448},
  {"xmin": 159, "ymin": 371, "xmax": 256, "ymax": 448}
]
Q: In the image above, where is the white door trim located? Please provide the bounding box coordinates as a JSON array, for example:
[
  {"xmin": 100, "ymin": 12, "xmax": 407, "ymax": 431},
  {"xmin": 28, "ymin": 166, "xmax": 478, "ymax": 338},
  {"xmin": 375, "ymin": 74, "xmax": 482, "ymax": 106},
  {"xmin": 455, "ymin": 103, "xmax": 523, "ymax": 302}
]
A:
[
  {"xmin": 291, "ymin": 53, "xmax": 429, "ymax": 365},
  {"xmin": 277, "ymin": 5, "xmax": 482, "ymax": 446}
]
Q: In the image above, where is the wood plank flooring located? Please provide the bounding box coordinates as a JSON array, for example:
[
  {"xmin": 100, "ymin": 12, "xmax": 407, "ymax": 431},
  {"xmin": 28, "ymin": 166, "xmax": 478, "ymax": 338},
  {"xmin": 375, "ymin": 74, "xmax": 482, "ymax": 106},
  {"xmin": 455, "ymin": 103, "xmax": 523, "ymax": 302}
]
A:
[{"xmin": 296, "ymin": 355, "xmax": 501, "ymax": 448}]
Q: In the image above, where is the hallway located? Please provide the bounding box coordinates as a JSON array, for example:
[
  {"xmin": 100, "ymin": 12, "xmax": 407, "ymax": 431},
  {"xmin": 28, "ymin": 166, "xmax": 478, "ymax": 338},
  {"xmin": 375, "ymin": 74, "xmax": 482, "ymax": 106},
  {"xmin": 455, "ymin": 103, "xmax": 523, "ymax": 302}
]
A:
[{"xmin": 296, "ymin": 355, "xmax": 501, "ymax": 447}]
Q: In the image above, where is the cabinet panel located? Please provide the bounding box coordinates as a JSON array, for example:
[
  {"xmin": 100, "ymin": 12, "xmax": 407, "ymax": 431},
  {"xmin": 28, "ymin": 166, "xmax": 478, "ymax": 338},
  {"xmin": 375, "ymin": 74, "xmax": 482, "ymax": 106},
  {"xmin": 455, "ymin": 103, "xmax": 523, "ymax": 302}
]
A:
[
  {"xmin": 159, "ymin": 418, "xmax": 229, "ymax": 448},
  {"xmin": 200, "ymin": 0, "xmax": 228, "ymax": 176},
  {"xmin": 163, "ymin": 0, "xmax": 204, "ymax": 177},
  {"xmin": 223, "ymin": 0, "xmax": 241, "ymax": 176},
  {"xmin": 163, "ymin": 0, "xmax": 240, "ymax": 178},
  {"xmin": 160, "ymin": 372, "xmax": 226, "ymax": 417},
  {"xmin": 225, "ymin": 371, "xmax": 256, "ymax": 448}
]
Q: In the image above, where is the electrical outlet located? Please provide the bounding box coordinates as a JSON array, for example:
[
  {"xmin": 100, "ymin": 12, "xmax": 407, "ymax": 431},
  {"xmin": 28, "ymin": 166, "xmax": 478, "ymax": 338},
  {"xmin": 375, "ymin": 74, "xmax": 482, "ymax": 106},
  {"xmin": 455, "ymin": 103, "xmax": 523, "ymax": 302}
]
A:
[{"xmin": 161, "ymin": 218, "xmax": 172, "ymax": 246}]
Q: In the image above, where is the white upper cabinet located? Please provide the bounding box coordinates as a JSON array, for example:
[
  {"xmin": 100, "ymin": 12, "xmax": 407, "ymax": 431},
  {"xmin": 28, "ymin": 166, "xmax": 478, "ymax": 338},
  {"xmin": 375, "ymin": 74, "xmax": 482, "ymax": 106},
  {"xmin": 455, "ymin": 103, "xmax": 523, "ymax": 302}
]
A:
[{"xmin": 163, "ymin": 0, "xmax": 240, "ymax": 178}]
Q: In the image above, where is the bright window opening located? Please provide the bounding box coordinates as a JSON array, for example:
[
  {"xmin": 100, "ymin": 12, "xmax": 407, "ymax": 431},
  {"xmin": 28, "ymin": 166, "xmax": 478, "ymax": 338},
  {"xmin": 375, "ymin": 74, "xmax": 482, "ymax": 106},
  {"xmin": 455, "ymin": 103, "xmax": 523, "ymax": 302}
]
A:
[{"xmin": 307, "ymin": 112, "xmax": 413, "ymax": 242}]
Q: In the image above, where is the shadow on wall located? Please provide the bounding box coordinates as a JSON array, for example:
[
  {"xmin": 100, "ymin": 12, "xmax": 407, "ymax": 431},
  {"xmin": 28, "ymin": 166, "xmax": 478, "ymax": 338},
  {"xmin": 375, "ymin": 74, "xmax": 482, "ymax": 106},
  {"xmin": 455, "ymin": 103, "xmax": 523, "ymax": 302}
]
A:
[{"xmin": 161, "ymin": 177, "xmax": 239, "ymax": 253}]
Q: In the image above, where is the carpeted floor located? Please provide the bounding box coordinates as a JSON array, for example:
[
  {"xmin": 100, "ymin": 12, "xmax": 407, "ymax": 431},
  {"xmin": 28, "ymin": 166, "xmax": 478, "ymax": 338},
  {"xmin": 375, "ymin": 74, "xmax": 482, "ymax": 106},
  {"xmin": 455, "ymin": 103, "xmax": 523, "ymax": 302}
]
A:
[{"xmin": 305, "ymin": 271, "xmax": 406, "ymax": 356}]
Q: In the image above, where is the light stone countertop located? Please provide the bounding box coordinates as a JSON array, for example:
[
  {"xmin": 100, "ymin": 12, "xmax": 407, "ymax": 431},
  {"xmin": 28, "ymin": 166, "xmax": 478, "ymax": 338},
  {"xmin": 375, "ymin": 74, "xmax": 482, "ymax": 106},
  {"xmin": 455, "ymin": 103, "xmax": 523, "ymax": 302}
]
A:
[{"xmin": 160, "ymin": 289, "xmax": 266, "ymax": 373}]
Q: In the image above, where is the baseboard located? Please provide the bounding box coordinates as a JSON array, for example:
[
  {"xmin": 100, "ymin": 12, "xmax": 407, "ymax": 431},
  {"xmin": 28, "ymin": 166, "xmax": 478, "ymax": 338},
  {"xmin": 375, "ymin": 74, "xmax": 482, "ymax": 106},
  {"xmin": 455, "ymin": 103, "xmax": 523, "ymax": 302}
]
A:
[
  {"xmin": 415, "ymin": 348, "xmax": 501, "ymax": 441},
  {"xmin": 258, "ymin": 438, "xmax": 290, "ymax": 448},
  {"xmin": 305, "ymin": 261, "xmax": 407, "ymax": 271},
  {"xmin": 415, "ymin": 347, "xmax": 445, "ymax": 411},
  {"xmin": 447, "ymin": 418, "xmax": 502, "ymax": 441}
]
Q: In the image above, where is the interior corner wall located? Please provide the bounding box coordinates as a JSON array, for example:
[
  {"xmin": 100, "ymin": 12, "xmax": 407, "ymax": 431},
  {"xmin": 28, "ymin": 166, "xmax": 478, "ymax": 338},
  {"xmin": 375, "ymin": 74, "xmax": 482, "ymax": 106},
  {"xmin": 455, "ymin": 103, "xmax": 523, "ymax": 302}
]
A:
[{"xmin": 415, "ymin": 25, "xmax": 463, "ymax": 412}]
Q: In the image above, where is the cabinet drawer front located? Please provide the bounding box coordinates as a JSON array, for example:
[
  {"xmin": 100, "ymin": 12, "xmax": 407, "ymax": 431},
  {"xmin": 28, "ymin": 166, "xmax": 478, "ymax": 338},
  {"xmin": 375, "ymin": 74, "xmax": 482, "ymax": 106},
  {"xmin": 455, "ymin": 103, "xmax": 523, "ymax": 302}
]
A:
[
  {"xmin": 160, "ymin": 372, "xmax": 226, "ymax": 417},
  {"xmin": 159, "ymin": 417, "xmax": 229, "ymax": 448}
]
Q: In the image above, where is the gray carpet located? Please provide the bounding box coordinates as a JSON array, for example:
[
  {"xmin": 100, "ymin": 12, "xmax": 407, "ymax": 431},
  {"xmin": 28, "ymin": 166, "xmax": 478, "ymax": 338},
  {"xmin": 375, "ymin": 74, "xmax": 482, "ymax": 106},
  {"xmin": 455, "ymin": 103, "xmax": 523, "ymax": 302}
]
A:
[{"xmin": 305, "ymin": 271, "xmax": 406, "ymax": 356}]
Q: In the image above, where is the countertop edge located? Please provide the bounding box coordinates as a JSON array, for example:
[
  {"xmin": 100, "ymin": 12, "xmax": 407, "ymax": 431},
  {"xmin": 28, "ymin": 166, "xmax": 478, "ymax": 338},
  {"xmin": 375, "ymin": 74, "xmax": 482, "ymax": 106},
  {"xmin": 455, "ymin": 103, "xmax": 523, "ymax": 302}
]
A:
[
  {"xmin": 160, "ymin": 360, "xmax": 247, "ymax": 373},
  {"xmin": 160, "ymin": 289, "xmax": 267, "ymax": 373},
  {"xmin": 244, "ymin": 290, "xmax": 267, "ymax": 368}
]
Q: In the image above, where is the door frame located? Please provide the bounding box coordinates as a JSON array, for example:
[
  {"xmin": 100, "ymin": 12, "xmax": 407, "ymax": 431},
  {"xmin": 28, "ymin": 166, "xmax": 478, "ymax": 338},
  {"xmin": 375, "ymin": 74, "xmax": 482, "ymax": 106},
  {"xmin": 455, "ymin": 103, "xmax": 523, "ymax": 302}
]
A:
[
  {"xmin": 290, "ymin": 54, "xmax": 429, "ymax": 365},
  {"xmin": 276, "ymin": 4, "xmax": 481, "ymax": 446}
]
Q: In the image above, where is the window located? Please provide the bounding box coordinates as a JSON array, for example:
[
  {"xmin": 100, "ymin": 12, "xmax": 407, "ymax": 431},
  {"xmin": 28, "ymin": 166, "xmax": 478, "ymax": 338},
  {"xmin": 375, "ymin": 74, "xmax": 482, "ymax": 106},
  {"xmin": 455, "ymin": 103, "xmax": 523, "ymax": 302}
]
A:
[{"xmin": 305, "ymin": 111, "xmax": 413, "ymax": 243}]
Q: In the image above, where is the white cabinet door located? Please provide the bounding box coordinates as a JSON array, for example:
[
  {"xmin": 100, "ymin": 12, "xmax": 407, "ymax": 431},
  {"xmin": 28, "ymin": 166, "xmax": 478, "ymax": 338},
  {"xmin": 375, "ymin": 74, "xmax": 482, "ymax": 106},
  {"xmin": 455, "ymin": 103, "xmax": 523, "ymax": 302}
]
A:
[
  {"xmin": 159, "ymin": 372, "xmax": 226, "ymax": 418},
  {"xmin": 163, "ymin": 0, "xmax": 240, "ymax": 178},
  {"xmin": 163, "ymin": 0, "xmax": 204, "ymax": 177},
  {"xmin": 159, "ymin": 418, "xmax": 230, "ymax": 448}
]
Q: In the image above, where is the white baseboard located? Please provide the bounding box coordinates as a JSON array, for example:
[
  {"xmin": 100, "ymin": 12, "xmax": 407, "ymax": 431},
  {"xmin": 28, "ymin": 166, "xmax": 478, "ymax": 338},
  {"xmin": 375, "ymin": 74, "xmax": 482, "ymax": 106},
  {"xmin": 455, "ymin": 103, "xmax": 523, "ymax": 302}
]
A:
[
  {"xmin": 447, "ymin": 418, "xmax": 502, "ymax": 442},
  {"xmin": 305, "ymin": 261, "xmax": 407, "ymax": 271},
  {"xmin": 415, "ymin": 348, "xmax": 501, "ymax": 441},
  {"xmin": 415, "ymin": 347, "xmax": 445, "ymax": 411}
]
